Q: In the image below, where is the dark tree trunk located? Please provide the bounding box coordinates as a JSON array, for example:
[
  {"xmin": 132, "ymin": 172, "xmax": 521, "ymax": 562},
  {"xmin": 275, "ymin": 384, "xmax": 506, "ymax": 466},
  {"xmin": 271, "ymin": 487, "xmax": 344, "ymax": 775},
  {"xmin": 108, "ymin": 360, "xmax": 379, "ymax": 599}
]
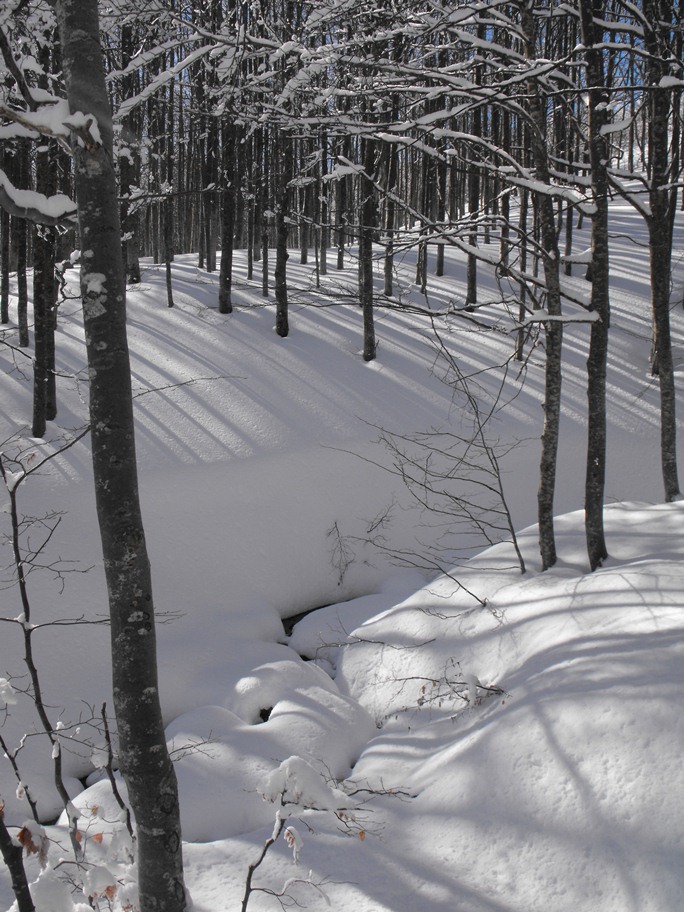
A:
[
  {"xmin": 203, "ymin": 118, "xmax": 218, "ymax": 273},
  {"xmin": 521, "ymin": 2, "xmax": 564, "ymax": 571},
  {"xmin": 564, "ymin": 153, "xmax": 574, "ymax": 277},
  {"xmin": 579, "ymin": 0, "xmax": 610, "ymax": 570},
  {"xmin": 499, "ymin": 112, "xmax": 511, "ymax": 271},
  {"xmin": 261, "ymin": 130, "xmax": 269, "ymax": 298},
  {"xmin": 648, "ymin": 153, "xmax": 680, "ymax": 501},
  {"xmin": 359, "ymin": 137, "xmax": 376, "ymax": 362},
  {"xmin": 164, "ymin": 201, "xmax": 174, "ymax": 309},
  {"xmin": 164, "ymin": 69, "xmax": 175, "ymax": 308},
  {"xmin": 55, "ymin": 5, "xmax": 187, "ymax": 912},
  {"xmin": 0, "ymin": 813, "xmax": 34, "ymax": 912},
  {"xmin": 465, "ymin": 152, "xmax": 478, "ymax": 309},
  {"xmin": 275, "ymin": 205, "xmax": 289, "ymax": 336},
  {"xmin": 261, "ymin": 226, "xmax": 269, "ymax": 298},
  {"xmin": 1, "ymin": 149, "xmax": 9, "ymax": 324},
  {"xmin": 275, "ymin": 134, "xmax": 291, "ymax": 337},
  {"xmin": 31, "ymin": 216, "xmax": 57, "ymax": 437},
  {"xmin": 382, "ymin": 138, "xmax": 398, "ymax": 296},
  {"xmin": 319, "ymin": 127, "xmax": 329, "ymax": 277},
  {"xmin": 465, "ymin": 35, "xmax": 484, "ymax": 310},
  {"xmin": 120, "ymin": 24, "xmax": 141, "ymax": 285},
  {"xmin": 336, "ymin": 150, "xmax": 347, "ymax": 270},
  {"xmin": 218, "ymin": 123, "xmax": 235, "ymax": 314},
  {"xmin": 642, "ymin": 0, "xmax": 680, "ymax": 501},
  {"xmin": 515, "ymin": 188, "xmax": 529, "ymax": 361},
  {"xmin": 12, "ymin": 144, "xmax": 29, "ymax": 348}
]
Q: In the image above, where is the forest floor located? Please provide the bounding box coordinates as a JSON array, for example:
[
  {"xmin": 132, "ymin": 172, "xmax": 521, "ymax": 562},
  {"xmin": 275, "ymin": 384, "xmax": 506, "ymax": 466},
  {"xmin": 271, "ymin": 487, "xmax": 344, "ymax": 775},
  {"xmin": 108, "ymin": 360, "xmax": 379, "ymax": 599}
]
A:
[{"xmin": 1, "ymin": 200, "xmax": 684, "ymax": 911}]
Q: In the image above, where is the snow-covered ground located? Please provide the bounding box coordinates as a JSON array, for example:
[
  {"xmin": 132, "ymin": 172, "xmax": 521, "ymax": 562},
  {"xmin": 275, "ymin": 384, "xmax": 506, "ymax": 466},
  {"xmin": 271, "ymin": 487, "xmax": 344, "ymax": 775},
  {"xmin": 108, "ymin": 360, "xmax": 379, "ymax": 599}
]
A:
[{"xmin": 1, "ymin": 202, "xmax": 683, "ymax": 911}]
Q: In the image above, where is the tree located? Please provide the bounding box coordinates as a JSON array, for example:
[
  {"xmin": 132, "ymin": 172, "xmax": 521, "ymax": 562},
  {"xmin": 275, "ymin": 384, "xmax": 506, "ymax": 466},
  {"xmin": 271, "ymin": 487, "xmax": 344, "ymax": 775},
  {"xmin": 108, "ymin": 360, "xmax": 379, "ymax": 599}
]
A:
[
  {"xmin": 54, "ymin": 3, "xmax": 187, "ymax": 911},
  {"xmin": 639, "ymin": 0, "xmax": 681, "ymax": 501},
  {"xmin": 520, "ymin": 0, "xmax": 566, "ymax": 570},
  {"xmin": 359, "ymin": 133, "xmax": 377, "ymax": 362},
  {"xmin": 578, "ymin": 0, "xmax": 611, "ymax": 570}
]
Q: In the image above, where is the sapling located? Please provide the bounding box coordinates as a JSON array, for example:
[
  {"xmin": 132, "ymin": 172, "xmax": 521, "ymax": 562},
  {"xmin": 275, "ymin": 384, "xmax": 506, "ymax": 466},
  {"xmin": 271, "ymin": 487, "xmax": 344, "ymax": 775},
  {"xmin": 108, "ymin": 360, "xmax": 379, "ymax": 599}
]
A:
[
  {"xmin": 0, "ymin": 445, "xmax": 93, "ymax": 852},
  {"xmin": 241, "ymin": 754, "xmax": 417, "ymax": 910},
  {"xmin": 0, "ymin": 441, "xmax": 137, "ymax": 910},
  {"xmin": 241, "ymin": 755, "xmax": 354, "ymax": 911}
]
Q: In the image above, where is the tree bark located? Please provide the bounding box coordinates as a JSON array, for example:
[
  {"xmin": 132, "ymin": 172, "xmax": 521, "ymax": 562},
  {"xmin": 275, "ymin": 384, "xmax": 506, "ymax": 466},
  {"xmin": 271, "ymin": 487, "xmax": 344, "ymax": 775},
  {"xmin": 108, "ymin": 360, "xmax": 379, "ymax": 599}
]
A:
[
  {"xmin": 11, "ymin": 144, "xmax": 29, "ymax": 348},
  {"xmin": 275, "ymin": 133, "xmax": 290, "ymax": 337},
  {"xmin": 359, "ymin": 136, "xmax": 376, "ymax": 362},
  {"xmin": 54, "ymin": 4, "xmax": 187, "ymax": 911},
  {"xmin": 119, "ymin": 24, "xmax": 141, "ymax": 285},
  {"xmin": 579, "ymin": 0, "xmax": 610, "ymax": 570},
  {"xmin": 521, "ymin": 1, "xmax": 564, "ymax": 571},
  {"xmin": 218, "ymin": 122, "xmax": 235, "ymax": 314},
  {"xmin": 1, "ymin": 147, "xmax": 10, "ymax": 324},
  {"xmin": 642, "ymin": 0, "xmax": 680, "ymax": 501},
  {"xmin": 0, "ymin": 811, "xmax": 34, "ymax": 912},
  {"xmin": 31, "ymin": 217, "xmax": 57, "ymax": 437}
]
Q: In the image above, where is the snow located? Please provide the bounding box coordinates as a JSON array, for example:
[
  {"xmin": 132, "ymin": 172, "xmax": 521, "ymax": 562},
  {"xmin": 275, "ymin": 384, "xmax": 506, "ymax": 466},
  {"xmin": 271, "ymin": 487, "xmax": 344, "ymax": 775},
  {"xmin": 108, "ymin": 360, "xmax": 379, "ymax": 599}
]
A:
[
  {"xmin": 0, "ymin": 168, "xmax": 76, "ymax": 220},
  {"xmin": 0, "ymin": 678, "xmax": 17, "ymax": 706},
  {"xmin": 1, "ymin": 197, "xmax": 684, "ymax": 911}
]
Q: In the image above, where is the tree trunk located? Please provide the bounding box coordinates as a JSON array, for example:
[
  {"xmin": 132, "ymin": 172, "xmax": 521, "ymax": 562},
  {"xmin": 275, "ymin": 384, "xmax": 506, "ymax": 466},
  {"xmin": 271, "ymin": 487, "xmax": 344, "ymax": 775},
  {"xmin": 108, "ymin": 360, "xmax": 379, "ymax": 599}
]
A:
[
  {"xmin": 642, "ymin": 0, "xmax": 680, "ymax": 501},
  {"xmin": 275, "ymin": 134, "xmax": 291, "ymax": 337},
  {"xmin": 218, "ymin": 124, "xmax": 236, "ymax": 314},
  {"xmin": 275, "ymin": 204, "xmax": 289, "ymax": 336},
  {"xmin": 32, "ymin": 217, "xmax": 57, "ymax": 437},
  {"xmin": 382, "ymin": 139, "xmax": 397, "ymax": 296},
  {"xmin": 319, "ymin": 128, "xmax": 329, "ymax": 277},
  {"xmin": 579, "ymin": 0, "xmax": 610, "ymax": 570},
  {"xmin": 0, "ymin": 813, "xmax": 34, "ymax": 912},
  {"xmin": 11, "ymin": 144, "xmax": 29, "ymax": 347},
  {"xmin": 336, "ymin": 154, "xmax": 347, "ymax": 270},
  {"xmin": 55, "ymin": 5, "xmax": 187, "ymax": 911},
  {"xmin": 359, "ymin": 137, "xmax": 376, "ymax": 362},
  {"xmin": 164, "ymin": 69, "xmax": 175, "ymax": 308},
  {"xmin": 119, "ymin": 24, "xmax": 141, "ymax": 285},
  {"xmin": 521, "ymin": 1, "xmax": 564, "ymax": 571},
  {"xmin": 647, "ymin": 211, "xmax": 679, "ymax": 499},
  {"xmin": 261, "ymin": 226, "xmax": 269, "ymax": 298},
  {"xmin": 1, "ymin": 147, "xmax": 10, "ymax": 324}
]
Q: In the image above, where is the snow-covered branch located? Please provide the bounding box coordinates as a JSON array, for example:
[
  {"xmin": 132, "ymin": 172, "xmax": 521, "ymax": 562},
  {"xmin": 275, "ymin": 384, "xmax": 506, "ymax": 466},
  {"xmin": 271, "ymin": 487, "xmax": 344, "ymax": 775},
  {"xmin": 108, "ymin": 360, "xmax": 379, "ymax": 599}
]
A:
[{"xmin": 0, "ymin": 167, "xmax": 76, "ymax": 226}]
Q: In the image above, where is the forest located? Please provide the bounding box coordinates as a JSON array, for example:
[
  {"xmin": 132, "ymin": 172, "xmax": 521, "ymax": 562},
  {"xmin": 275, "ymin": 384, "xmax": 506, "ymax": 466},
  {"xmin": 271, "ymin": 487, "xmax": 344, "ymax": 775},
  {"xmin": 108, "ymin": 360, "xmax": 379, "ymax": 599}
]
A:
[{"xmin": 1, "ymin": 1, "xmax": 683, "ymax": 911}]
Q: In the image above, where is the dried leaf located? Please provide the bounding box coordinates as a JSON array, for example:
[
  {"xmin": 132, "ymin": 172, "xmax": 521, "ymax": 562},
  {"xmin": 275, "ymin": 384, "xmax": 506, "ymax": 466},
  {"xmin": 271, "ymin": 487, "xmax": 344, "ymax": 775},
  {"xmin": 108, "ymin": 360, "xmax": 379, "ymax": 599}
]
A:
[
  {"xmin": 17, "ymin": 827, "xmax": 38, "ymax": 853},
  {"xmin": 92, "ymin": 832, "xmax": 104, "ymax": 844},
  {"xmin": 359, "ymin": 830, "xmax": 366, "ymax": 841}
]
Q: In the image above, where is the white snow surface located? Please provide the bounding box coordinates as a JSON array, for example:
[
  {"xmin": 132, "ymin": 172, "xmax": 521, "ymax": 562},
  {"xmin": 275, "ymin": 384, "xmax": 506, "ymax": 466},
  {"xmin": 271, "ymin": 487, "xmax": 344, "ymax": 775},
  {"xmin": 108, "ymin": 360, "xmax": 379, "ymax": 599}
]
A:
[{"xmin": 2, "ymin": 200, "xmax": 684, "ymax": 911}]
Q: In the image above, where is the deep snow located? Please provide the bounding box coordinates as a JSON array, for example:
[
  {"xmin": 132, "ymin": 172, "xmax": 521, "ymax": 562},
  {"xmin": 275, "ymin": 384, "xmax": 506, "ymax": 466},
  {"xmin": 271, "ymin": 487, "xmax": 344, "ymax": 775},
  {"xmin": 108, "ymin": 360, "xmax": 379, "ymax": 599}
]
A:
[{"xmin": 1, "ymin": 200, "xmax": 684, "ymax": 911}]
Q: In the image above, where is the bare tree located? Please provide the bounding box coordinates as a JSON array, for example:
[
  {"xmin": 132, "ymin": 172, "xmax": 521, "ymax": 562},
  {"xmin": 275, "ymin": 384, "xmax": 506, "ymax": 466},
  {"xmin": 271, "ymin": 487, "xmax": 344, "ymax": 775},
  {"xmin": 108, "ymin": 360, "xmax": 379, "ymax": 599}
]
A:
[
  {"xmin": 54, "ymin": 2, "xmax": 187, "ymax": 910},
  {"xmin": 578, "ymin": 0, "xmax": 611, "ymax": 570},
  {"xmin": 520, "ymin": 0, "xmax": 565, "ymax": 570}
]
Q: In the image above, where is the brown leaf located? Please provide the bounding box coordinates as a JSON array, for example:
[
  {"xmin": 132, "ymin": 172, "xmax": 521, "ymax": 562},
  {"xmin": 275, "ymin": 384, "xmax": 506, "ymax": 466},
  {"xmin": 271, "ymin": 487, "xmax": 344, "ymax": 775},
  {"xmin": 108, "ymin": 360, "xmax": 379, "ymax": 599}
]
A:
[{"xmin": 17, "ymin": 827, "xmax": 38, "ymax": 854}]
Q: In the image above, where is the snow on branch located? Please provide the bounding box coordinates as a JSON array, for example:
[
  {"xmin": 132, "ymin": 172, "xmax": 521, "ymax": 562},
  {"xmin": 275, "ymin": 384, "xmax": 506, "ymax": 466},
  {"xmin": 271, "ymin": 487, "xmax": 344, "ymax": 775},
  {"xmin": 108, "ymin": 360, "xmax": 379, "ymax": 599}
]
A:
[
  {"xmin": 522, "ymin": 309, "xmax": 600, "ymax": 325},
  {"xmin": 0, "ymin": 168, "xmax": 76, "ymax": 226},
  {"xmin": 0, "ymin": 101, "xmax": 73, "ymax": 153},
  {"xmin": 114, "ymin": 44, "xmax": 213, "ymax": 123},
  {"xmin": 260, "ymin": 756, "xmax": 351, "ymax": 812}
]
